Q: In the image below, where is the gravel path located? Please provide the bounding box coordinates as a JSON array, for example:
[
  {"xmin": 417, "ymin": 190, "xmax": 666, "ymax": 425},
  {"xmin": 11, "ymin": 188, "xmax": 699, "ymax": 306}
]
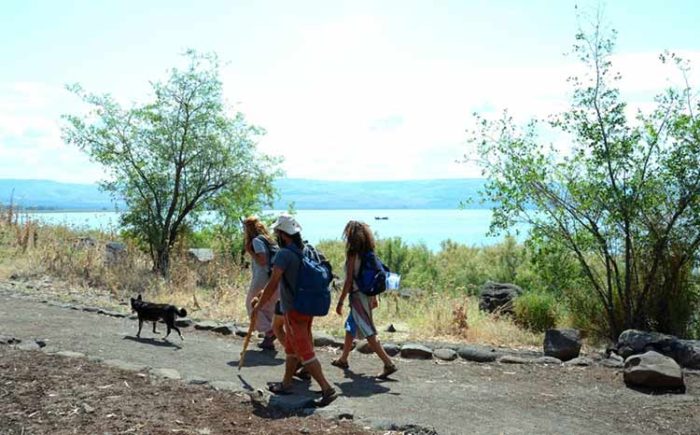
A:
[{"xmin": 1, "ymin": 286, "xmax": 699, "ymax": 435}]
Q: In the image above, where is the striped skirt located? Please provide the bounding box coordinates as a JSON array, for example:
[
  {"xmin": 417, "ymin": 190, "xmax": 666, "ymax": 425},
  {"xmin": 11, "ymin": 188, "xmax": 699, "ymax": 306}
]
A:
[{"xmin": 344, "ymin": 291, "xmax": 377, "ymax": 339}]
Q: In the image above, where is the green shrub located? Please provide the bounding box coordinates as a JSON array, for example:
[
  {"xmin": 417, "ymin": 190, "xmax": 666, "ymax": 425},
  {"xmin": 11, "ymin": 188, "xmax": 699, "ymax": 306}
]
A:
[{"xmin": 513, "ymin": 291, "xmax": 560, "ymax": 332}]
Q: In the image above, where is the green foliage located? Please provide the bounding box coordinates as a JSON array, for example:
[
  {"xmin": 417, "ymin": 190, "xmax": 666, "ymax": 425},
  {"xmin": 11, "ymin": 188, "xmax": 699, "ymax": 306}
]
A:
[
  {"xmin": 471, "ymin": 15, "xmax": 700, "ymax": 338},
  {"xmin": 63, "ymin": 50, "xmax": 281, "ymax": 276},
  {"xmin": 514, "ymin": 291, "xmax": 560, "ymax": 333}
]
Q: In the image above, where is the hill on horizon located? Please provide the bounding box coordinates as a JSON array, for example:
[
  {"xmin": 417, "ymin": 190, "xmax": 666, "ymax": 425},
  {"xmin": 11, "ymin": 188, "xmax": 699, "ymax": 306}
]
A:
[{"xmin": 0, "ymin": 178, "xmax": 489, "ymax": 211}]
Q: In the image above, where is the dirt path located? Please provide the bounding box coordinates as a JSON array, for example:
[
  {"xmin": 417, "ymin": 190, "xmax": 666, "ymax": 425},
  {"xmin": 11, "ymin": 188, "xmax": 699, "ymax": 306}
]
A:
[{"xmin": 1, "ymin": 287, "xmax": 699, "ymax": 435}]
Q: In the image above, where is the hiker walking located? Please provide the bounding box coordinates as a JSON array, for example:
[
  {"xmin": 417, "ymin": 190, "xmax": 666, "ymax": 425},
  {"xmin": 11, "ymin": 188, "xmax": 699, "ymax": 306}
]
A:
[
  {"xmin": 252, "ymin": 213, "xmax": 338, "ymax": 407},
  {"xmin": 332, "ymin": 220, "xmax": 397, "ymax": 379},
  {"xmin": 243, "ymin": 216, "xmax": 279, "ymax": 350}
]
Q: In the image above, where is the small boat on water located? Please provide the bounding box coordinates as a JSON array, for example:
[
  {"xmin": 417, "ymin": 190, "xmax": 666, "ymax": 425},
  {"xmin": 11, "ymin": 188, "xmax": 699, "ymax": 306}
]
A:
[{"xmin": 374, "ymin": 216, "xmax": 389, "ymax": 220}]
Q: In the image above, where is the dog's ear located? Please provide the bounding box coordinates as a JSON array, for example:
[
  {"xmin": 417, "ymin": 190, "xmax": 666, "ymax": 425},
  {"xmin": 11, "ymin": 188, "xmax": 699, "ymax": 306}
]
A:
[{"xmin": 137, "ymin": 294, "xmax": 142, "ymax": 301}]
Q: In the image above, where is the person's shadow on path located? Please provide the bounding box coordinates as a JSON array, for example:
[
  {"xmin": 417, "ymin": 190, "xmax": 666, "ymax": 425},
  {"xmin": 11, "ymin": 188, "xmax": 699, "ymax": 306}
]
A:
[
  {"xmin": 122, "ymin": 335, "xmax": 182, "ymax": 350},
  {"xmin": 228, "ymin": 349, "xmax": 285, "ymax": 369},
  {"xmin": 334, "ymin": 370, "xmax": 399, "ymax": 398}
]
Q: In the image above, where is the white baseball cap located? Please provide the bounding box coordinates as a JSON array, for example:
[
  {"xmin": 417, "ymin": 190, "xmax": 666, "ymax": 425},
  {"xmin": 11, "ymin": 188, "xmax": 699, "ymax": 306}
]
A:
[{"xmin": 270, "ymin": 213, "xmax": 302, "ymax": 235}]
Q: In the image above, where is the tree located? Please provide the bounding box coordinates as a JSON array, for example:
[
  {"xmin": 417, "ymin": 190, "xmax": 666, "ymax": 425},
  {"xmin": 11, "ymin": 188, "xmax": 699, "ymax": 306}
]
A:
[
  {"xmin": 64, "ymin": 50, "xmax": 281, "ymax": 277},
  {"xmin": 470, "ymin": 15, "xmax": 700, "ymax": 339}
]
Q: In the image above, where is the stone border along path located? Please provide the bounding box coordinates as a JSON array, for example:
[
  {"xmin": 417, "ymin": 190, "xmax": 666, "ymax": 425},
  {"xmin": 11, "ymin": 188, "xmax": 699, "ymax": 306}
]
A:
[
  {"xmin": 2, "ymin": 284, "xmax": 698, "ymax": 435},
  {"xmin": 0, "ymin": 284, "xmax": 599, "ymax": 366}
]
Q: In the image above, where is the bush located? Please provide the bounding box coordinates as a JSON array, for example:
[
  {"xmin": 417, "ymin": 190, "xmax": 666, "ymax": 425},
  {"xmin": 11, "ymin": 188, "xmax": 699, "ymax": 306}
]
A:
[{"xmin": 513, "ymin": 291, "xmax": 560, "ymax": 332}]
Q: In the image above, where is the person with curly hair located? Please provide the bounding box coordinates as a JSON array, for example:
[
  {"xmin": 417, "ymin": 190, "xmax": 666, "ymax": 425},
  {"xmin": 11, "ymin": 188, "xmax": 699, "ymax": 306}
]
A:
[{"xmin": 332, "ymin": 220, "xmax": 397, "ymax": 379}]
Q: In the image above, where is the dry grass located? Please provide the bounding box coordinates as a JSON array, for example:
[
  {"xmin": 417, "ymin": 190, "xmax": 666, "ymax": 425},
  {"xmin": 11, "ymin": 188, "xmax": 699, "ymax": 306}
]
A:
[{"xmin": 0, "ymin": 205, "xmax": 543, "ymax": 348}]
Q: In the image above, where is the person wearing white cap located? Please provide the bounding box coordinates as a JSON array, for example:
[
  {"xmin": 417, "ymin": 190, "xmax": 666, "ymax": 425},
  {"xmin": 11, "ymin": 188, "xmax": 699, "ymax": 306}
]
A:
[{"xmin": 252, "ymin": 213, "xmax": 338, "ymax": 407}]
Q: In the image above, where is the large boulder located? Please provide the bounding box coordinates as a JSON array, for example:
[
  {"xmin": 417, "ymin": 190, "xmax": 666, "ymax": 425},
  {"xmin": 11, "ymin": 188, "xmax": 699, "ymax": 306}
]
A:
[
  {"xmin": 544, "ymin": 329, "xmax": 581, "ymax": 362},
  {"xmin": 104, "ymin": 242, "xmax": 127, "ymax": 266},
  {"xmin": 614, "ymin": 330, "xmax": 700, "ymax": 369},
  {"xmin": 478, "ymin": 282, "xmax": 523, "ymax": 314},
  {"xmin": 187, "ymin": 248, "xmax": 214, "ymax": 263},
  {"xmin": 623, "ymin": 351, "xmax": 685, "ymax": 392}
]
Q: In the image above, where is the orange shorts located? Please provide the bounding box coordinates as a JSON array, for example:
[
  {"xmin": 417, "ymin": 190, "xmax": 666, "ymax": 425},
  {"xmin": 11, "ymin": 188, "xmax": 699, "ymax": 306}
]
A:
[{"xmin": 283, "ymin": 309, "xmax": 316, "ymax": 364}]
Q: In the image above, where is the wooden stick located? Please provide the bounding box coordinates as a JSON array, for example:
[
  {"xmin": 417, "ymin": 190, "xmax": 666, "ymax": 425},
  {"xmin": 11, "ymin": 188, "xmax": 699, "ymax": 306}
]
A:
[{"xmin": 238, "ymin": 310, "xmax": 258, "ymax": 371}]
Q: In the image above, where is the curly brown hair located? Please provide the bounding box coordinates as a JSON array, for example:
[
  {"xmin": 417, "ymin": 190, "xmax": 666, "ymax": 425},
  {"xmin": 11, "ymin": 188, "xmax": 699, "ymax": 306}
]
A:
[
  {"xmin": 342, "ymin": 220, "xmax": 375, "ymax": 256},
  {"xmin": 243, "ymin": 216, "xmax": 275, "ymax": 246}
]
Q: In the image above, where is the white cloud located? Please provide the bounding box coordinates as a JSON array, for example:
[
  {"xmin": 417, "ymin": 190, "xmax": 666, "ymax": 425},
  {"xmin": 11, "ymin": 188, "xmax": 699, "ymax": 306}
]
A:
[{"xmin": 3, "ymin": 16, "xmax": 700, "ymax": 185}]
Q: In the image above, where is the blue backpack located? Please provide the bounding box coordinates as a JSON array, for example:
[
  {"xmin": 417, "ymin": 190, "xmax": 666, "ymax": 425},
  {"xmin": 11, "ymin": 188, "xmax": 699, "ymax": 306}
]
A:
[
  {"xmin": 356, "ymin": 251, "xmax": 390, "ymax": 296},
  {"xmin": 286, "ymin": 245, "xmax": 333, "ymax": 316}
]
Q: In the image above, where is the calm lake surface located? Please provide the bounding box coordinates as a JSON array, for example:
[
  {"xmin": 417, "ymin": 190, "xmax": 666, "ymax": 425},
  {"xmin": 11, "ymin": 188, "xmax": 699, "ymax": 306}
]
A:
[{"xmin": 27, "ymin": 209, "xmax": 527, "ymax": 250}]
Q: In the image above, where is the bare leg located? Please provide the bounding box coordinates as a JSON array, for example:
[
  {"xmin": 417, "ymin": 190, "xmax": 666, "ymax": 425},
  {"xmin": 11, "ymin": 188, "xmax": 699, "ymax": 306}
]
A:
[
  {"xmin": 367, "ymin": 335, "xmax": 392, "ymax": 366},
  {"xmin": 303, "ymin": 359, "xmax": 333, "ymax": 392},
  {"xmin": 336, "ymin": 332, "xmax": 353, "ymax": 364}
]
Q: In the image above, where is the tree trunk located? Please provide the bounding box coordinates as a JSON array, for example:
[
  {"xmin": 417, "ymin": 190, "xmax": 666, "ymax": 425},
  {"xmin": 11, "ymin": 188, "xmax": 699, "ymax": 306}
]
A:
[{"xmin": 154, "ymin": 247, "xmax": 170, "ymax": 278}]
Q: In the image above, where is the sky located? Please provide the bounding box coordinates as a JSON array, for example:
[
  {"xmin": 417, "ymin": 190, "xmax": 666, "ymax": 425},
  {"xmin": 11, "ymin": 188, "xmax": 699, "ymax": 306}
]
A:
[{"xmin": 1, "ymin": 0, "xmax": 699, "ymax": 184}]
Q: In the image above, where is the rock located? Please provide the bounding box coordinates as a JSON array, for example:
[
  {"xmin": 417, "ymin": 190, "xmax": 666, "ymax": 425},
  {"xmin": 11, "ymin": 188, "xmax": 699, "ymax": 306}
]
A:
[
  {"xmin": 458, "ymin": 345, "xmax": 501, "ymax": 363},
  {"xmin": 105, "ymin": 242, "xmax": 127, "ymax": 266},
  {"xmin": 55, "ymin": 351, "xmax": 85, "ymax": 358},
  {"xmin": 175, "ymin": 318, "xmax": 194, "ymax": 328},
  {"xmin": 150, "ymin": 368, "xmax": 181, "ymax": 380},
  {"xmin": 564, "ymin": 357, "xmax": 593, "ymax": 367},
  {"xmin": 478, "ymin": 281, "xmax": 523, "ymax": 314},
  {"xmin": 211, "ymin": 324, "xmax": 235, "ymax": 336},
  {"xmin": 400, "ymin": 344, "xmax": 433, "ymax": 360},
  {"xmin": 104, "ymin": 359, "xmax": 148, "ymax": 372},
  {"xmin": 187, "ymin": 248, "xmax": 214, "ymax": 263},
  {"xmin": 194, "ymin": 320, "xmax": 219, "ymax": 331},
  {"xmin": 385, "ymin": 324, "xmax": 397, "ymax": 333},
  {"xmin": 313, "ymin": 333, "xmax": 344, "ymax": 349},
  {"xmin": 98, "ymin": 309, "xmax": 126, "ymax": 318},
  {"xmin": 498, "ymin": 355, "xmax": 533, "ymax": 364},
  {"xmin": 355, "ymin": 341, "xmax": 374, "ymax": 354},
  {"xmin": 614, "ymin": 329, "xmax": 700, "ymax": 369},
  {"xmin": 82, "ymin": 403, "xmax": 95, "ymax": 414},
  {"xmin": 73, "ymin": 237, "xmax": 97, "ymax": 249},
  {"xmin": 383, "ymin": 343, "xmax": 401, "ymax": 357},
  {"xmin": 534, "ymin": 356, "xmax": 563, "ymax": 365},
  {"xmin": 544, "ymin": 329, "xmax": 581, "ymax": 362},
  {"xmin": 0, "ymin": 335, "xmax": 20, "ymax": 345},
  {"xmin": 82, "ymin": 306, "xmax": 100, "ymax": 313},
  {"xmin": 623, "ymin": 351, "xmax": 685, "ymax": 392},
  {"xmin": 210, "ymin": 381, "xmax": 240, "ymax": 392},
  {"xmin": 234, "ymin": 326, "xmax": 249, "ymax": 338},
  {"xmin": 186, "ymin": 377, "xmax": 209, "ymax": 386},
  {"xmin": 16, "ymin": 341, "xmax": 41, "ymax": 351},
  {"xmin": 601, "ymin": 358, "xmax": 624, "ymax": 369},
  {"xmin": 434, "ymin": 348, "xmax": 458, "ymax": 361}
]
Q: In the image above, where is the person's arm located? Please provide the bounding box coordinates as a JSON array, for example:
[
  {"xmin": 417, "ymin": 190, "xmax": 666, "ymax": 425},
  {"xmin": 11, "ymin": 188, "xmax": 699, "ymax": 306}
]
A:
[
  {"xmin": 336, "ymin": 254, "xmax": 355, "ymax": 315},
  {"xmin": 252, "ymin": 266, "xmax": 283, "ymax": 311}
]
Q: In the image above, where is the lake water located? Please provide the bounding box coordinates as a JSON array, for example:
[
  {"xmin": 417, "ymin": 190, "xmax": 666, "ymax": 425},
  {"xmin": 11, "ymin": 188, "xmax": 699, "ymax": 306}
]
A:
[{"xmin": 27, "ymin": 209, "xmax": 528, "ymax": 250}]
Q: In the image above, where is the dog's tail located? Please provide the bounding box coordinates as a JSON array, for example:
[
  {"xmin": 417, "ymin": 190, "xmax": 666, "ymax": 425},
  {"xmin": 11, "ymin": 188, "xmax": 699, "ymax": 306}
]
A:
[{"xmin": 178, "ymin": 307, "xmax": 187, "ymax": 317}]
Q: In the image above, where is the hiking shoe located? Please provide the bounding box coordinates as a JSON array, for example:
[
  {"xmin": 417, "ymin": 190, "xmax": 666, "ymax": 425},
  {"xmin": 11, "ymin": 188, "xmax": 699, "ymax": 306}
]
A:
[
  {"xmin": 313, "ymin": 388, "xmax": 338, "ymax": 407},
  {"xmin": 257, "ymin": 335, "xmax": 276, "ymax": 351}
]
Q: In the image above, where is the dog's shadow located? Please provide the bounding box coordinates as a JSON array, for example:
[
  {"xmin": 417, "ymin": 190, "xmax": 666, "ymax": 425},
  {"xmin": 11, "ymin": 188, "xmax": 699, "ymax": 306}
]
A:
[{"xmin": 123, "ymin": 335, "xmax": 182, "ymax": 350}]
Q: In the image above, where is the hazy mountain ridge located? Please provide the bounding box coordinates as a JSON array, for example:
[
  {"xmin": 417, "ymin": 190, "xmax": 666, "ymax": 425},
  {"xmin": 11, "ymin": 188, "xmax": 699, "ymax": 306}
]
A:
[{"xmin": 0, "ymin": 178, "xmax": 489, "ymax": 210}]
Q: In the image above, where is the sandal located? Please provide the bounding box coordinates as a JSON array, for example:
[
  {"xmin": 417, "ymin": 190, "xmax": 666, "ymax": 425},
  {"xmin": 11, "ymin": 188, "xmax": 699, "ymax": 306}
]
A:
[
  {"xmin": 377, "ymin": 363, "xmax": 398, "ymax": 380},
  {"xmin": 331, "ymin": 359, "xmax": 349, "ymax": 370},
  {"xmin": 313, "ymin": 388, "xmax": 338, "ymax": 407},
  {"xmin": 267, "ymin": 382, "xmax": 293, "ymax": 395},
  {"xmin": 294, "ymin": 367, "xmax": 311, "ymax": 381}
]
